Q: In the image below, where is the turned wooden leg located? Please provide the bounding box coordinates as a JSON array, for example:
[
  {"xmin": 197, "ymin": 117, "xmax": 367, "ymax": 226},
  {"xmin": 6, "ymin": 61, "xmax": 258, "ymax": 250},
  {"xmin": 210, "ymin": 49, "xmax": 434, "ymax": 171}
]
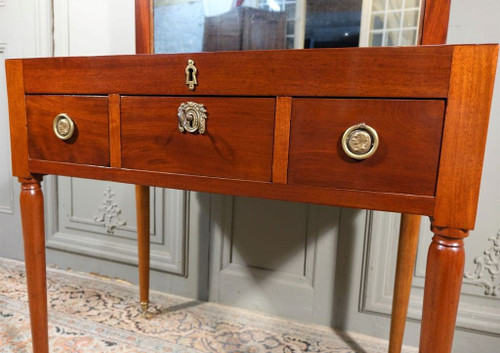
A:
[
  {"xmin": 19, "ymin": 177, "xmax": 49, "ymax": 353},
  {"xmin": 135, "ymin": 185, "xmax": 150, "ymax": 314},
  {"xmin": 419, "ymin": 228, "xmax": 467, "ymax": 353},
  {"xmin": 389, "ymin": 214, "xmax": 420, "ymax": 353}
]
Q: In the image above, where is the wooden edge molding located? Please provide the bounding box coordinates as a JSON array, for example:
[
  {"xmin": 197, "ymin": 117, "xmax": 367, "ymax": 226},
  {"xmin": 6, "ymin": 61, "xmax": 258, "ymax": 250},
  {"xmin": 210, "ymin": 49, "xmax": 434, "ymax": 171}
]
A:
[
  {"xmin": 420, "ymin": 0, "xmax": 452, "ymax": 45},
  {"xmin": 108, "ymin": 94, "xmax": 122, "ymax": 168},
  {"xmin": 27, "ymin": 159, "xmax": 436, "ymax": 216},
  {"xmin": 430, "ymin": 225, "xmax": 469, "ymax": 239},
  {"xmin": 272, "ymin": 97, "xmax": 292, "ymax": 184},
  {"xmin": 6, "ymin": 60, "xmax": 31, "ymax": 179},
  {"xmin": 433, "ymin": 45, "xmax": 499, "ymax": 230}
]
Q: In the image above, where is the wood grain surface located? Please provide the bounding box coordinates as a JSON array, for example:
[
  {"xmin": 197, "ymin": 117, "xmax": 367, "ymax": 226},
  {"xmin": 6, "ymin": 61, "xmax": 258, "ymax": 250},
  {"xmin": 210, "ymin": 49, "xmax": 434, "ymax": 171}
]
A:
[
  {"xmin": 433, "ymin": 45, "xmax": 499, "ymax": 230},
  {"xmin": 20, "ymin": 46, "xmax": 453, "ymax": 98},
  {"xmin": 389, "ymin": 214, "xmax": 421, "ymax": 353},
  {"xmin": 419, "ymin": 235, "xmax": 466, "ymax": 353},
  {"xmin": 121, "ymin": 96, "xmax": 275, "ymax": 182},
  {"xmin": 288, "ymin": 99, "xmax": 445, "ymax": 196},
  {"xmin": 26, "ymin": 95, "xmax": 110, "ymax": 166},
  {"xmin": 6, "ymin": 60, "xmax": 31, "ymax": 178},
  {"xmin": 135, "ymin": 185, "xmax": 150, "ymax": 307},
  {"xmin": 27, "ymin": 159, "xmax": 436, "ymax": 215},
  {"xmin": 135, "ymin": 0, "xmax": 153, "ymax": 54},
  {"xmin": 19, "ymin": 178, "xmax": 49, "ymax": 353},
  {"xmin": 420, "ymin": 0, "xmax": 452, "ymax": 45},
  {"xmin": 272, "ymin": 97, "xmax": 292, "ymax": 184},
  {"xmin": 108, "ymin": 94, "xmax": 122, "ymax": 168}
]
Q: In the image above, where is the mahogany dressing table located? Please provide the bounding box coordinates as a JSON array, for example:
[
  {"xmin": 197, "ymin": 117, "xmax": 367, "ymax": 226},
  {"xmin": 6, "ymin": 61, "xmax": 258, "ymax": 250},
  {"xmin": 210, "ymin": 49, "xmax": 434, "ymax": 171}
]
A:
[{"xmin": 5, "ymin": 43, "xmax": 498, "ymax": 353}]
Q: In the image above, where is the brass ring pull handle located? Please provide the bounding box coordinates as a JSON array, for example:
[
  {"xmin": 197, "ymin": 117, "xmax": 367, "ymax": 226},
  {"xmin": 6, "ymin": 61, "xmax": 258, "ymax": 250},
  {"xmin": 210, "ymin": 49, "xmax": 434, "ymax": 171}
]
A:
[
  {"xmin": 53, "ymin": 113, "xmax": 75, "ymax": 140},
  {"xmin": 178, "ymin": 102, "xmax": 207, "ymax": 134},
  {"xmin": 342, "ymin": 123, "xmax": 379, "ymax": 160}
]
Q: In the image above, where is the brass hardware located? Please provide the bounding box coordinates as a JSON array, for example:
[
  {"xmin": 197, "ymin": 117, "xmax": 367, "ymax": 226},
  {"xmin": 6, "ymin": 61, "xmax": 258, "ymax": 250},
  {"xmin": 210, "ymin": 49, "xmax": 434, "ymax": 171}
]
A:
[
  {"xmin": 53, "ymin": 113, "xmax": 75, "ymax": 140},
  {"xmin": 185, "ymin": 59, "xmax": 198, "ymax": 90},
  {"xmin": 178, "ymin": 102, "xmax": 207, "ymax": 134},
  {"xmin": 342, "ymin": 123, "xmax": 379, "ymax": 160},
  {"xmin": 140, "ymin": 301, "xmax": 149, "ymax": 318},
  {"xmin": 140, "ymin": 301, "xmax": 152, "ymax": 319}
]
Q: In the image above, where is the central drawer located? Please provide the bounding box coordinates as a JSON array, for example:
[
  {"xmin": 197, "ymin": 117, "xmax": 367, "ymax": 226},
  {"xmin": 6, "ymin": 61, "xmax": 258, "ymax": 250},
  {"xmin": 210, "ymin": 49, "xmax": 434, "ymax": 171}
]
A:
[{"xmin": 121, "ymin": 96, "xmax": 276, "ymax": 181}]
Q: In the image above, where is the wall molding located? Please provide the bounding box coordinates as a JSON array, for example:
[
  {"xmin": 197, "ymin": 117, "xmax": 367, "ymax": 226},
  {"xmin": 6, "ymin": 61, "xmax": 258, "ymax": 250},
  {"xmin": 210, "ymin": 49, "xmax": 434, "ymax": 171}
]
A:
[
  {"xmin": 34, "ymin": 0, "xmax": 53, "ymax": 57},
  {"xmin": 93, "ymin": 186, "xmax": 127, "ymax": 234},
  {"xmin": 360, "ymin": 211, "xmax": 500, "ymax": 336},
  {"xmin": 464, "ymin": 231, "xmax": 500, "ymax": 297},
  {"xmin": 45, "ymin": 177, "xmax": 188, "ymax": 275},
  {"xmin": 63, "ymin": 179, "xmax": 162, "ymax": 243},
  {"xmin": 53, "ymin": 0, "xmax": 69, "ymax": 56},
  {"xmin": 0, "ymin": 43, "xmax": 14, "ymax": 215}
]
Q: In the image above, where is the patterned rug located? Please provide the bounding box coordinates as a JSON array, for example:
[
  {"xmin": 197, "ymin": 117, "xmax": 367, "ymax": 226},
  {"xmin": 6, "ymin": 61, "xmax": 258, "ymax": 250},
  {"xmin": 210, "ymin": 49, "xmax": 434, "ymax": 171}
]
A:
[{"xmin": 0, "ymin": 258, "xmax": 418, "ymax": 353}]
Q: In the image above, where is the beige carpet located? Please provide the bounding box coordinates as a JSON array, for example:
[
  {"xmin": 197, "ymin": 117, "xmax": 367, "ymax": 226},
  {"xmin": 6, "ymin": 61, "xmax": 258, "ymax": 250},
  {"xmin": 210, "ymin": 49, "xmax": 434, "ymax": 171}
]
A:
[{"xmin": 0, "ymin": 258, "xmax": 418, "ymax": 352}]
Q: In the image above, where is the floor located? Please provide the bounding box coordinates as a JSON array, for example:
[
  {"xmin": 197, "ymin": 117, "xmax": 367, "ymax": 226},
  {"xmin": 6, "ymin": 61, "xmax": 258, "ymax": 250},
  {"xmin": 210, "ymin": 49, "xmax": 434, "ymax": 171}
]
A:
[{"xmin": 0, "ymin": 257, "xmax": 418, "ymax": 353}]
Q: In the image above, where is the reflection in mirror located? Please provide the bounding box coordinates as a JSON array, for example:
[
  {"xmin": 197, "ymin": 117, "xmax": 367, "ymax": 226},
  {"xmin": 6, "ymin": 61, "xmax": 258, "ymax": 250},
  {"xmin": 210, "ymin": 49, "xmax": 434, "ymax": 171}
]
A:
[
  {"xmin": 362, "ymin": 0, "xmax": 422, "ymax": 46},
  {"xmin": 154, "ymin": 0, "xmax": 422, "ymax": 54}
]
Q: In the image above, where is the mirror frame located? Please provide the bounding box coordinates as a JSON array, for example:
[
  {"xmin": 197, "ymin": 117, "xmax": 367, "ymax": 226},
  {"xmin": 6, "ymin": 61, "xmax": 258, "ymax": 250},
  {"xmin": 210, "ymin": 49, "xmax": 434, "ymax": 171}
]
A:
[{"xmin": 135, "ymin": 0, "xmax": 451, "ymax": 55}]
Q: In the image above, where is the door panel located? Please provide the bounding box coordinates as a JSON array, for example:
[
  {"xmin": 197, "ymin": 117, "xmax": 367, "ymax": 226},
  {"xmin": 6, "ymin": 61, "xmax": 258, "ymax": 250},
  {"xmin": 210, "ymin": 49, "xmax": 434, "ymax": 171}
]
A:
[
  {"xmin": 230, "ymin": 197, "xmax": 309, "ymax": 275},
  {"xmin": 209, "ymin": 195, "xmax": 340, "ymax": 324}
]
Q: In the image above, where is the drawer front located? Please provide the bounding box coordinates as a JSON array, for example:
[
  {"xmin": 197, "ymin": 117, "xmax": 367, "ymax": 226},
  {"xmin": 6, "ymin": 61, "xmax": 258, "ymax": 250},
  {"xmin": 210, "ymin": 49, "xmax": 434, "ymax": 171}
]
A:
[
  {"xmin": 121, "ymin": 97, "xmax": 275, "ymax": 181},
  {"xmin": 288, "ymin": 99, "xmax": 445, "ymax": 196},
  {"xmin": 26, "ymin": 95, "xmax": 109, "ymax": 166}
]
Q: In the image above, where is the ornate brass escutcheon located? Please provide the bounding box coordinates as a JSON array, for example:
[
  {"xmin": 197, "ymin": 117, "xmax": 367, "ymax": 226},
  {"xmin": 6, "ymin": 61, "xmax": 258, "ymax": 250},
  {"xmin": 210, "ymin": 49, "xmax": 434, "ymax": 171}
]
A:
[
  {"xmin": 341, "ymin": 123, "xmax": 379, "ymax": 160},
  {"xmin": 178, "ymin": 102, "xmax": 207, "ymax": 134},
  {"xmin": 185, "ymin": 59, "xmax": 198, "ymax": 90},
  {"xmin": 53, "ymin": 113, "xmax": 75, "ymax": 140}
]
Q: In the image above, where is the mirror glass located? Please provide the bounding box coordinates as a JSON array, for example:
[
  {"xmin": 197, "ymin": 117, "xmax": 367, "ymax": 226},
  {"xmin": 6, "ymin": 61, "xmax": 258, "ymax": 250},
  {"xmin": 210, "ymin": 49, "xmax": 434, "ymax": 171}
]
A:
[{"xmin": 154, "ymin": 0, "xmax": 423, "ymax": 54}]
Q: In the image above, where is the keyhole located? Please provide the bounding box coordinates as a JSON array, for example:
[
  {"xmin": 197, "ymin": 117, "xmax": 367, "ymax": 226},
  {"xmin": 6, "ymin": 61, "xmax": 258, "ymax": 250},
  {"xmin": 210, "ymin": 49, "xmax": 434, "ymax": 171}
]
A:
[{"xmin": 185, "ymin": 59, "xmax": 197, "ymax": 90}]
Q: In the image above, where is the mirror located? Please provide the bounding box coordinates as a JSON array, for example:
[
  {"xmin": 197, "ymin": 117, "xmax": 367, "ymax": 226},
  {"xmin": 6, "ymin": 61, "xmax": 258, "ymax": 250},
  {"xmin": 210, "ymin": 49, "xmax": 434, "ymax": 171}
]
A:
[{"xmin": 153, "ymin": 0, "xmax": 423, "ymax": 54}]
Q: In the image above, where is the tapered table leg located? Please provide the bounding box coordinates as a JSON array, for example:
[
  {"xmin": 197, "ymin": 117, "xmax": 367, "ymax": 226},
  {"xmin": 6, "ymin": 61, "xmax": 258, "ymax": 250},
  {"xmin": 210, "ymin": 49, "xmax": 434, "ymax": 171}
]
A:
[
  {"xmin": 389, "ymin": 214, "xmax": 420, "ymax": 353},
  {"xmin": 135, "ymin": 185, "xmax": 150, "ymax": 315},
  {"xmin": 19, "ymin": 177, "xmax": 49, "ymax": 353},
  {"xmin": 419, "ymin": 228, "xmax": 467, "ymax": 353}
]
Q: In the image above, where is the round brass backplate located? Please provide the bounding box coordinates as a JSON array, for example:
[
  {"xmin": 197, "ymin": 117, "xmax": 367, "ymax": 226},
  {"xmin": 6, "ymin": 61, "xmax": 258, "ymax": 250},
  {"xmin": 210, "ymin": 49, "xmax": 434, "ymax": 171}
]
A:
[
  {"xmin": 53, "ymin": 113, "xmax": 75, "ymax": 140},
  {"xmin": 341, "ymin": 123, "xmax": 379, "ymax": 160}
]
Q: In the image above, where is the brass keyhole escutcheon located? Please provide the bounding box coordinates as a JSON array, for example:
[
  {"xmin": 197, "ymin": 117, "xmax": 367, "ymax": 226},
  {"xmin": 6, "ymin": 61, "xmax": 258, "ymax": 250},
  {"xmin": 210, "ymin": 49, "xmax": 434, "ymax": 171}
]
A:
[
  {"xmin": 185, "ymin": 59, "xmax": 198, "ymax": 90},
  {"xmin": 178, "ymin": 102, "xmax": 207, "ymax": 134},
  {"xmin": 342, "ymin": 123, "xmax": 379, "ymax": 160},
  {"xmin": 53, "ymin": 113, "xmax": 75, "ymax": 140}
]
